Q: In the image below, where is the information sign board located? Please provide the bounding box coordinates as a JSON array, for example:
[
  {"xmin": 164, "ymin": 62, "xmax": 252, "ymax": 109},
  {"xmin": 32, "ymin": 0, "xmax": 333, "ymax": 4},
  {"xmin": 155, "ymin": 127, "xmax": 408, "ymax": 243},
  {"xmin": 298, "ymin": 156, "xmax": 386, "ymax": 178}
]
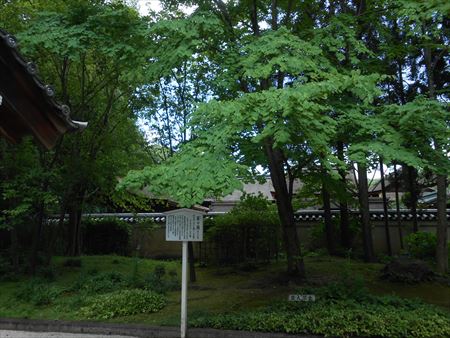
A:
[{"xmin": 165, "ymin": 208, "xmax": 204, "ymax": 242}]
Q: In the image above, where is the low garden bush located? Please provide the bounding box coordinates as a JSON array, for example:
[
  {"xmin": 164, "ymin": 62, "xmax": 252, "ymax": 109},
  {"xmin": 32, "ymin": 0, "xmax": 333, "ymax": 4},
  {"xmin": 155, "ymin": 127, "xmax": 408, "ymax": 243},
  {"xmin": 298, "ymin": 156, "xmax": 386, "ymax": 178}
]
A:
[
  {"xmin": 206, "ymin": 193, "xmax": 281, "ymax": 265},
  {"xmin": 381, "ymin": 257, "xmax": 435, "ymax": 283},
  {"xmin": 70, "ymin": 261, "xmax": 178, "ymax": 297},
  {"xmin": 404, "ymin": 231, "xmax": 450, "ymax": 265},
  {"xmin": 15, "ymin": 279, "xmax": 64, "ymax": 306},
  {"xmin": 79, "ymin": 289, "xmax": 166, "ymax": 319},
  {"xmin": 70, "ymin": 271, "xmax": 127, "ymax": 294},
  {"xmin": 144, "ymin": 264, "xmax": 179, "ymax": 294},
  {"xmin": 405, "ymin": 232, "xmax": 437, "ymax": 259}
]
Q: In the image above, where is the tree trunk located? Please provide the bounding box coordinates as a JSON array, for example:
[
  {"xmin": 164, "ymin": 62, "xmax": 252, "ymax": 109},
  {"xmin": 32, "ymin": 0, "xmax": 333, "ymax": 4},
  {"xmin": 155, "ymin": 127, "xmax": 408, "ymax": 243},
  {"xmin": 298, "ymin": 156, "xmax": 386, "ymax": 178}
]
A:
[
  {"xmin": 393, "ymin": 164, "xmax": 404, "ymax": 249},
  {"xmin": 379, "ymin": 157, "xmax": 392, "ymax": 256},
  {"xmin": 322, "ymin": 181, "xmax": 335, "ymax": 255},
  {"xmin": 29, "ymin": 203, "xmax": 45, "ymax": 275},
  {"xmin": 339, "ymin": 201, "xmax": 351, "ymax": 249},
  {"xmin": 337, "ymin": 141, "xmax": 351, "ymax": 249},
  {"xmin": 357, "ymin": 162, "xmax": 375, "ymax": 262},
  {"xmin": 188, "ymin": 242, "xmax": 196, "ymax": 282},
  {"xmin": 406, "ymin": 166, "xmax": 419, "ymax": 232},
  {"xmin": 67, "ymin": 199, "xmax": 83, "ymax": 257},
  {"xmin": 67, "ymin": 207, "xmax": 79, "ymax": 256},
  {"xmin": 10, "ymin": 227, "xmax": 19, "ymax": 273},
  {"xmin": 424, "ymin": 42, "xmax": 448, "ymax": 273},
  {"xmin": 264, "ymin": 140, "xmax": 305, "ymax": 277},
  {"xmin": 436, "ymin": 174, "xmax": 448, "ymax": 274},
  {"xmin": 46, "ymin": 201, "xmax": 67, "ymax": 265}
]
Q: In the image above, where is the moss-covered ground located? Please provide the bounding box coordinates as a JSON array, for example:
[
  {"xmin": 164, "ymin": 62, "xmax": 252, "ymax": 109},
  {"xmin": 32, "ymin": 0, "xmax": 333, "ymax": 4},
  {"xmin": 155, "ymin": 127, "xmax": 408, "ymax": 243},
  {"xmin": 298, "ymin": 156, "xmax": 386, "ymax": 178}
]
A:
[{"xmin": 0, "ymin": 255, "xmax": 448, "ymax": 326}]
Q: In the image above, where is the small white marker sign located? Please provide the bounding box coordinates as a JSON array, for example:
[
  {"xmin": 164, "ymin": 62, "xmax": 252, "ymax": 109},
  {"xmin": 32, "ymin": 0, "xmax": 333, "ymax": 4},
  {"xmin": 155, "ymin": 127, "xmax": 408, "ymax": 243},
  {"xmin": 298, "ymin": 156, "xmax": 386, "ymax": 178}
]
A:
[
  {"xmin": 165, "ymin": 208, "xmax": 204, "ymax": 242},
  {"xmin": 288, "ymin": 294, "xmax": 316, "ymax": 302}
]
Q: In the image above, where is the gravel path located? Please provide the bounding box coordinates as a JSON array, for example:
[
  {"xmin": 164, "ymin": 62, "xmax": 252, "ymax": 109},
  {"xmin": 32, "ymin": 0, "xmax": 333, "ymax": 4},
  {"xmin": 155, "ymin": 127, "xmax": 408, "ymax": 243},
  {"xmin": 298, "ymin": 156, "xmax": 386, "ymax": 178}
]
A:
[{"xmin": 0, "ymin": 331, "xmax": 137, "ymax": 338}]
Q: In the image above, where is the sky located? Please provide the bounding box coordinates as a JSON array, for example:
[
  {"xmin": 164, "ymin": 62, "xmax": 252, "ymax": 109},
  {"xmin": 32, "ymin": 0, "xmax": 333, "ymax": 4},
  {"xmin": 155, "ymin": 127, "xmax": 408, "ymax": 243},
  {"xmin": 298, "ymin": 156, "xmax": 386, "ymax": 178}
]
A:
[
  {"xmin": 138, "ymin": 1, "xmax": 196, "ymax": 16},
  {"xmin": 138, "ymin": 0, "xmax": 161, "ymax": 16}
]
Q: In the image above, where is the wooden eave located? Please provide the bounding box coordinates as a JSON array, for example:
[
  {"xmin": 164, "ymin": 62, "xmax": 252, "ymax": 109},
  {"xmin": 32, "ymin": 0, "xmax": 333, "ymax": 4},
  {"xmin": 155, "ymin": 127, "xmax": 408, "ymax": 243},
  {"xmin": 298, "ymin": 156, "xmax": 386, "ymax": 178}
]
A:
[{"xmin": 0, "ymin": 29, "xmax": 86, "ymax": 149}]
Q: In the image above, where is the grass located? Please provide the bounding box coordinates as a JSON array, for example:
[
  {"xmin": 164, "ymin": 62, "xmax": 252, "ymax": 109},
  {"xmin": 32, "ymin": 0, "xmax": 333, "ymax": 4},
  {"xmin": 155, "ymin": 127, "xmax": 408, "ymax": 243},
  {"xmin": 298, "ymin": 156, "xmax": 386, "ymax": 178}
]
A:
[{"xmin": 0, "ymin": 255, "xmax": 448, "ymax": 327}]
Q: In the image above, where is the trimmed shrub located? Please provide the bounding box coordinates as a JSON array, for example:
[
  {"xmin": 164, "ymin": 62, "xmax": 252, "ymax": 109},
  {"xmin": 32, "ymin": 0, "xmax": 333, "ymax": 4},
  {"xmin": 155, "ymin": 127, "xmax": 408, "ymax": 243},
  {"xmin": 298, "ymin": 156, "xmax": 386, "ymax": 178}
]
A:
[
  {"xmin": 206, "ymin": 193, "xmax": 281, "ymax": 265},
  {"xmin": 82, "ymin": 218, "xmax": 130, "ymax": 255},
  {"xmin": 405, "ymin": 232, "xmax": 436, "ymax": 259},
  {"xmin": 79, "ymin": 289, "xmax": 166, "ymax": 319},
  {"xmin": 381, "ymin": 257, "xmax": 434, "ymax": 283}
]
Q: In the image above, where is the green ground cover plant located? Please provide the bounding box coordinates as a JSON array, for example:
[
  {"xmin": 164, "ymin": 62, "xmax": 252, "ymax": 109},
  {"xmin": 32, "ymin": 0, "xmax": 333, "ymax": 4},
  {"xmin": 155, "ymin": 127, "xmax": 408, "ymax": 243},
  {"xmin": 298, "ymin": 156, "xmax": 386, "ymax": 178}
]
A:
[
  {"xmin": 79, "ymin": 289, "xmax": 166, "ymax": 319},
  {"xmin": 14, "ymin": 278, "xmax": 64, "ymax": 306},
  {"xmin": 70, "ymin": 271, "xmax": 127, "ymax": 295},
  {"xmin": 0, "ymin": 255, "xmax": 448, "ymax": 337},
  {"xmin": 191, "ymin": 273, "xmax": 450, "ymax": 337},
  {"xmin": 191, "ymin": 300, "xmax": 450, "ymax": 338},
  {"xmin": 0, "ymin": 256, "xmax": 177, "ymax": 320}
]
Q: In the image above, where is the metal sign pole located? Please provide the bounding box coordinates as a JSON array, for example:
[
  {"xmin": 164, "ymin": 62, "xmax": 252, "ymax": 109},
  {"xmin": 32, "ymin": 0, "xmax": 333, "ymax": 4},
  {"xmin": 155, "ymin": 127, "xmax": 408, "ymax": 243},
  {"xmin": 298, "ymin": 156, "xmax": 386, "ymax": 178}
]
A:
[
  {"xmin": 165, "ymin": 209, "xmax": 204, "ymax": 338},
  {"xmin": 181, "ymin": 240, "xmax": 188, "ymax": 338}
]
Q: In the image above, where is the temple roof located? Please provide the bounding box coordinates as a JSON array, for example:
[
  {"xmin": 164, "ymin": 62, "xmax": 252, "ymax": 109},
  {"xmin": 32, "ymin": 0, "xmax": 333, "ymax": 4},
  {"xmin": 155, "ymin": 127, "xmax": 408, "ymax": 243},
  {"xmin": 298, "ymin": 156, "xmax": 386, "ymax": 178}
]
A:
[{"xmin": 0, "ymin": 30, "xmax": 86, "ymax": 149}]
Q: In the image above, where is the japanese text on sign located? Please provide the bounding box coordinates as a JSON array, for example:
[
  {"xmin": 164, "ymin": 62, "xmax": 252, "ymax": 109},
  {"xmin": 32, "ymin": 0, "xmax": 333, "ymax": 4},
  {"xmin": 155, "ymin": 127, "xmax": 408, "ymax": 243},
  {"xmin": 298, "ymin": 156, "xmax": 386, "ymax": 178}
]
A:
[{"xmin": 166, "ymin": 212, "xmax": 203, "ymax": 242}]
